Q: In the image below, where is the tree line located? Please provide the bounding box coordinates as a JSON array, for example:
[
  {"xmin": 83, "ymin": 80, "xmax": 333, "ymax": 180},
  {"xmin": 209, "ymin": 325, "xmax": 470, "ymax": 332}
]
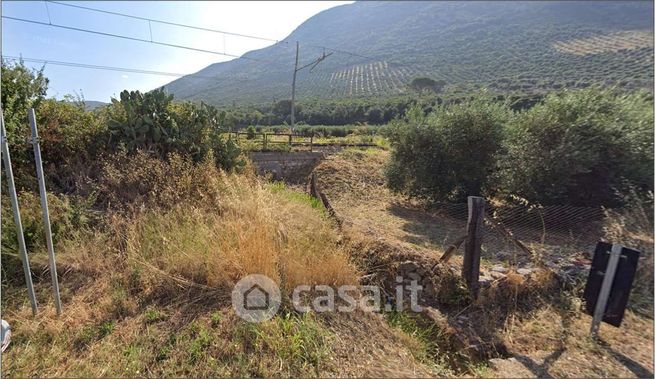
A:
[{"xmin": 385, "ymin": 88, "xmax": 653, "ymax": 207}]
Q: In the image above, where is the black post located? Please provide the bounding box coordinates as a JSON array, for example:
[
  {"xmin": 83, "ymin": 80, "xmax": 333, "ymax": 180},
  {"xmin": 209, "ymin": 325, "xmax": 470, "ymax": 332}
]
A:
[{"xmin": 462, "ymin": 196, "xmax": 484, "ymax": 299}]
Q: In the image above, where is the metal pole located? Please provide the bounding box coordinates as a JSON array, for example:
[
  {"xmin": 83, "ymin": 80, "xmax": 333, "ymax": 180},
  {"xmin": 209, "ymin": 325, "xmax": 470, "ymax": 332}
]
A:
[
  {"xmin": 28, "ymin": 109, "xmax": 62, "ymax": 315},
  {"xmin": 590, "ymin": 243, "xmax": 622, "ymax": 337},
  {"xmin": 0, "ymin": 110, "xmax": 2, "ymax": 368},
  {"xmin": 290, "ymin": 41, "xmax": 299, "ymax": 131},
  {"xmin": 1, "ymin": 108, "xmax": 38, "ymax": 315}
]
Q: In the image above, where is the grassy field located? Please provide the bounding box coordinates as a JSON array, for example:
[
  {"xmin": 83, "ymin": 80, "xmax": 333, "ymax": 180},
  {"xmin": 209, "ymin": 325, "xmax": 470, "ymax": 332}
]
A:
[
  {"xmin": 2, "ymin": 144, "xmax": 652, "ymax": 378},
  {"xmin": 1, "ymin": 152, "xmax": 450, "ymax": 377},
  {"xmin": 312, "ymin": 147, "xmax": 654, "ymax": 378}
]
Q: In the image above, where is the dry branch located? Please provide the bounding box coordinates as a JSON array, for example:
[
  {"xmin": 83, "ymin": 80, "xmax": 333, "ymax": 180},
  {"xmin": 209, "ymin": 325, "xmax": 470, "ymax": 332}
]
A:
[
  {"xmin": 484, "ymin": 213, "xmax": 534, "ymax": 257},
  {"xmin": 438, "ymin": 234, "xmax": 468, "ymax": 264}
]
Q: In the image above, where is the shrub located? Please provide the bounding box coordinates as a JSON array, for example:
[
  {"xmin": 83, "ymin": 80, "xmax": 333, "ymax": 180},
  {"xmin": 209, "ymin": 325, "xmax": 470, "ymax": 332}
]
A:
[
  {"xmin": 386, "ymin": 98, "xmax": 510, "ymax": 202},
  {"xmin": 107, "ymin": 89, "xmax": 178, "ymax": 153},
  {"xmin": 123, "ymin": 167, "xmax": 358, "ymax": 294},
  {"xmin": 1, "ymin": 59, "xmax": 48, "ymax": 149},
  {"xmin": 35, "ymin": 99, "xmax": 107, "ymax": 192},
  {"xmin": 329, "ymin": 127, "xmax": 349, "ymax": 138},
  {"xmin": 498, "ymin": 88, "xmax": 654, "ymax": 206},
  {"xmin": 409, "ymin": 77, "xmax": 446, "ymax": 94},
  {"xmin": 245, "ymin": 125, "xmax": 256, "ymax": 140},
  {"xmin": 107, "ymin": 90, "xmax": 242, "ymax": 171},
  {"xmin": 96, "ymin": 150, "xmax": 226, "ymax": 211},
  {"xmin": 1, "ymin": 190, "xmax": 94, "ymax": 285}
]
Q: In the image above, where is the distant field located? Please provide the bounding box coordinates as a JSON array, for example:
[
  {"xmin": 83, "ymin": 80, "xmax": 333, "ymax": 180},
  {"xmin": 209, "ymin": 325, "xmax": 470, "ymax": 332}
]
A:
[
  {"xmin": 324, "ymin": 61, "xmax": 417, "ymax": 97},
  {"xmin": 552, "ymin": 30, "xmax": 653, "ymax": 56},
  {"xmin": 295, "ymin": 29, "xmax": 655, "ymax": 99}
]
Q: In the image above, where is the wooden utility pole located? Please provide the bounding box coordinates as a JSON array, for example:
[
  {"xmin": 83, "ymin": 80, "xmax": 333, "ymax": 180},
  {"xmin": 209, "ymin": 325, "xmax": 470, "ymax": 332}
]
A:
[
  {"xmin": 462, "ymin": 196, "xmax": 485, "ymax": 299},
  {"xmin": 291, "ymin": 41, "xmax": 300, "ymax": 130},
  {"xmin": 290, "ymin": 43, "xmax": 332, "ymax": 131}
]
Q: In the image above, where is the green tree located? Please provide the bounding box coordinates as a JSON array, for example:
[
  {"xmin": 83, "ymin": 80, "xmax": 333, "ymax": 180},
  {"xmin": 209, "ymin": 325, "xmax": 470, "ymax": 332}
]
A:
[
  {"xmin": 386, "ymin": 98, "xmax": 510, "ymax": 202},
  {"xmin": 246, "ymin": 125, "xmax": 256, "ymax": 140},
  {"xmin": 1, "ymin": 59, "xmax": 49, "ymax": 147},
  {"xmin": 409, "ymin": 77, "xmax": 446, "ymax": 94},
  {"xmin": 107, "ymin": 89, "xmax": 242, "ymax": 170},
  {"xmin": 498, "ymin": 88, "xmax": 654, "ymax": 206}
]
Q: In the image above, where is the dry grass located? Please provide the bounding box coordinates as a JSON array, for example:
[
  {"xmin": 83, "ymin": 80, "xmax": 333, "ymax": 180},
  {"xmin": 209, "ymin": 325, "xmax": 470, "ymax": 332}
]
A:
[
  {"xmin": 313, "ymin": 147, "xmax": 654, "ymax": 378},
  {"xmin": 602, "ymin": 191, "xmax": 654, "ymax": 317},
  {"xmin": 498, "ymin": 304, "xmax": 654, "ymax": 378},
  {"xmin": 121, "ymin": 173, "xmax": 358, "ymax": 293},
  {"xmin": 1, "ymin": 153, "xmax": 374, "ymax": 377},
  {"xmin": 4, "ymin": 146, "xmax": 653, "ymax": 378}
]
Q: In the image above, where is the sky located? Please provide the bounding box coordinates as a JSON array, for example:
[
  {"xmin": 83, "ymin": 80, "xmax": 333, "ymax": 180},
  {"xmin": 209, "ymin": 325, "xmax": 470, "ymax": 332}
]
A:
[{"xmin": 2, "ymin": 1, "xmax": 353, "ymax": 102}]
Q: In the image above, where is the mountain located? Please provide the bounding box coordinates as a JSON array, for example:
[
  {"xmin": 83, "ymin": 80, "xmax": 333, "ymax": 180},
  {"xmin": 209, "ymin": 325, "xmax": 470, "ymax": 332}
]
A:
[
  {"xmin": 83, "ymin": 100, "xmax": 108, "ymax": 111},
  {"xmin": 163, "ymin": 1, "xmax": 654, "ymax": 105}
]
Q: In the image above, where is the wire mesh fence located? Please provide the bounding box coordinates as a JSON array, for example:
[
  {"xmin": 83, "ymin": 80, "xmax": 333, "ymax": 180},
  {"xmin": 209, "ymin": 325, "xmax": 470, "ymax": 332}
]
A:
[{"xmin": 428, "ymin": 199, "xmax": 606, "ymax": 265}]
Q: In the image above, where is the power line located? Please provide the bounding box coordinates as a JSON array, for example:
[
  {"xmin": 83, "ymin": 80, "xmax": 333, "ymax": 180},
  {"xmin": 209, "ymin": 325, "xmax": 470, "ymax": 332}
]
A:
[
  {"xmin": 1, "ymin": 55, "xmax": 219, "ymax": 80},
  {"xmin": 26, "ymin": 1, "xmax": 434, "ymax": 75},
  {"xmin": 43, "ymin": 0, "xmax": 394, "ymax": 66},
  {"xmin": 2, "ymin": 15, "xmax": 289, "ymax": 68},
  {"xmin": 4, "ymin": 4, "xmax": 457, "ymax": 100},
  {"xmin": 39, "ymin": 0, "xmax": 492, "ymax": 89},
  {"xmin": 47, "ymin": 0, "xmax": 284, "ymax": 44}
]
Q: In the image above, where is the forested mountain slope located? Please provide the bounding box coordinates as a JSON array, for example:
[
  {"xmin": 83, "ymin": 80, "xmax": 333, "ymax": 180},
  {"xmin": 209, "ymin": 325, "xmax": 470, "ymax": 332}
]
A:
[{"xmin": 163, "ymin": 1, "xmax": 654, "ymax": 105}]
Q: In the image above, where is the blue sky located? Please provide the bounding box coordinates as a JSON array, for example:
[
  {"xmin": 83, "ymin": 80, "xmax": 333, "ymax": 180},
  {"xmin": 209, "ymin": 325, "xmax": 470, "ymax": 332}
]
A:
[{"xmin": 2, "ymin": 1, "xmax": 351, "ymax": 102}]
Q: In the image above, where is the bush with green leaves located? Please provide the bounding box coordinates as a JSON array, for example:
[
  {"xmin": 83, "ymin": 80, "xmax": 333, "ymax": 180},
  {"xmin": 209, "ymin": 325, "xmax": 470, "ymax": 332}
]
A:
[
  {"xmin": 1, "ymin": 59, "xmax": 48, "ymax": 146},
  {"xmin": 107, "ymin": 89, "xmax": 242, "ymax": 170},
  {"xmin": 498, "ymin": 88, "xmax": 654, "ymax": 206},
  {"xmin": 35, "ymin": 99, "xmax": 107, "ymax": 192},
  {"xmin": 107, "ymin": 89, "xmax": 179, "ymax": 153},
  {"xmin": 245, "ymin": 125, "xmax": 256, "ymax": 140},
  {"xmin": 386, "ymin": 98, "xmax": 510, "ymax": 202},
  {"xmin": 1, "ymin": 60, "xmax": 106, "ymax": 192}
]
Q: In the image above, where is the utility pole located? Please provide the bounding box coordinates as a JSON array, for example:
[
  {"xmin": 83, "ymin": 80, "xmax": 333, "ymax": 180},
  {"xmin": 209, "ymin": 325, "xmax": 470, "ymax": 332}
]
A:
[
  {"xmin": 290, "ymin": 42, "xmax": 332, "ymax": 131},
  {"xmin": 291, "ymin": 41, "xmax": 299, "ymax": 130}
]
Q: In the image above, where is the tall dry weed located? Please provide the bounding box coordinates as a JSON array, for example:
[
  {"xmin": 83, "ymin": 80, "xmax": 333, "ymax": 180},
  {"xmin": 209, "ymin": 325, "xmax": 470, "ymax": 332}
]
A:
[
  {"xmin": 100, "ymin": 157, "xmax": 360, "ymax": 297},
  {"xmin": 603, "ymin": 190, "xmax": 654, "ymax": 316}
]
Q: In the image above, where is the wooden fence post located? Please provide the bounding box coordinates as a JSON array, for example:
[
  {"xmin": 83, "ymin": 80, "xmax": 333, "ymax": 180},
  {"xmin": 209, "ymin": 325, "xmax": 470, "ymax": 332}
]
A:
[
  {"xmin": 462, "ymin": 196, "xmax": 484, "ymax": 299},
  {"xmin": 309, "ymin": 172, "xmax": 318, "ymax": 199}
]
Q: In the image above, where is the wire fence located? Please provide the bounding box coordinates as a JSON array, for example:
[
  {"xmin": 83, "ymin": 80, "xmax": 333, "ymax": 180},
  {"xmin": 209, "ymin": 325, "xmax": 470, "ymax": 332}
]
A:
[{"xmin": 427, "ymin": 199, "xmax": 606, "ymax": 265}]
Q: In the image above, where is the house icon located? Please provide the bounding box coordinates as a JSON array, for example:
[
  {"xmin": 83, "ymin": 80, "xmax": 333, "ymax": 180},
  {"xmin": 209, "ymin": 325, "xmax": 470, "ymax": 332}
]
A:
[{"xmin": 243, "ymin": 283, "xmax": 270, "ymax": 311}]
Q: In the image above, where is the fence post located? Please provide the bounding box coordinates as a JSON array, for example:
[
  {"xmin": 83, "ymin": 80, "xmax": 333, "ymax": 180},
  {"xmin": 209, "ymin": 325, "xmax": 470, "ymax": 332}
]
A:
[
  {"xmin": 462, "ymin": 196, "xmax": 484, "ymax": 299},
  {"xmin": 1, "ymin": 108, "xmax": 38, "ymax": 315},
  {"xmin": 29, "ymin": 109, "xmax": 62, "ymax": 315},
  {"xmin": 310, "ymin": 134, "xmax": 313, "ymax": 152},
  {"xmin": 263, "ymin": 133, "xmax": 267, "ymax": 151}
]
